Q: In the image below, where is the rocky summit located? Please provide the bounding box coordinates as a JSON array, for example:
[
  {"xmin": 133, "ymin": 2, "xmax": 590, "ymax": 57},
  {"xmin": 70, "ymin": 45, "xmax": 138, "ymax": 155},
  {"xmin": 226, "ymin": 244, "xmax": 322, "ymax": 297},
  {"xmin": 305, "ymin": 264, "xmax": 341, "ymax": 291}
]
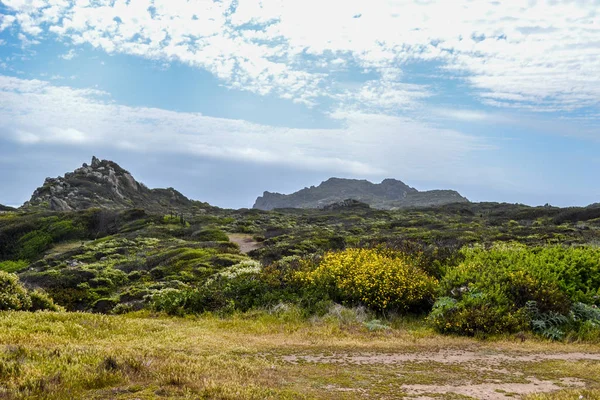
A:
[
  {"xmin": 23, "ymin": 156, "xmax": 193, "ymax": 212},
  {"xmin": 253, "ymin": 177, "xmax": 468, "ymax": 210}
]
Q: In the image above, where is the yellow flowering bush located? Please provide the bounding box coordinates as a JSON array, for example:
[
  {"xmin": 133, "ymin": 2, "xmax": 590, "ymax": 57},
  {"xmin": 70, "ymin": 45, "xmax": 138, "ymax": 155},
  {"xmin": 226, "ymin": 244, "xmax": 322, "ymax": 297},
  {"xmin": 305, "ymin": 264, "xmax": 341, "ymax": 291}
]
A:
[{"xmin": 300, "ymin": 248, "xmax": 438, "ymax": 312}]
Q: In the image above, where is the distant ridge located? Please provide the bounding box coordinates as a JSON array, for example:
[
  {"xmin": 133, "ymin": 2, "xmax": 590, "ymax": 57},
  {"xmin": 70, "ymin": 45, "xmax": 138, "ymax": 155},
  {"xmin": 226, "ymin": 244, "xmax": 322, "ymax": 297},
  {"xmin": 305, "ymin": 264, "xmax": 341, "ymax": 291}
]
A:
[
  {"xmin": 23, "ymin": 156, "xmax": 206, "ymax": 213},
  {"xmin": 0, "ymin": 204, "xmax": 15, "ymax": 212},
  {"xmin": 253, "ymin": 178, "xmax": 468, "ymax": 210}
]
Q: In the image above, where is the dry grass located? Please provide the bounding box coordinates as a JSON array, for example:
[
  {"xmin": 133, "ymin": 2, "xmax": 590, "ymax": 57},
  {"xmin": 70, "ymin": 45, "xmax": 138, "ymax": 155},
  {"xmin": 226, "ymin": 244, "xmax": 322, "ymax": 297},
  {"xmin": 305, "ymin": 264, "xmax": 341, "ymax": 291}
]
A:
[{"xmin": 0, "ymin": 311, "xmax": 598, "ymax": 399}]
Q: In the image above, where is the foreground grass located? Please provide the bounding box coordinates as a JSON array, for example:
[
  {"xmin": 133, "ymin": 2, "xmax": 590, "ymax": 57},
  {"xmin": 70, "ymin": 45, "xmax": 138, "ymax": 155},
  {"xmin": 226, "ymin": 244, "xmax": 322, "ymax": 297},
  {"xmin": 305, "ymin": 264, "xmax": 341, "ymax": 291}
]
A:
[{"xmin": 0, "ymin": 311, "xmax": 599, "ymax": 399}]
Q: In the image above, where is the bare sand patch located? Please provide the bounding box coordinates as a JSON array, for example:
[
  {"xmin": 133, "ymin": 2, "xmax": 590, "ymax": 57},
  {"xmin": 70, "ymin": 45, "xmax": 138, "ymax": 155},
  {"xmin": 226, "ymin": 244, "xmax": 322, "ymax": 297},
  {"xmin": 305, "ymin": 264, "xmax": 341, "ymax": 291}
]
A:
[
  {"xmin": 403, "ymin": 377, "xmax": 585, "ymax": 399},
  {"xmin": 282, "ymin": 350, "xmax": 599, "ymax": 399},
  {"xmin": 228, "ymin": 234, "xmax": 262, "ymax": 253},
  {"xmin": 282, "ymin": 350, "xmax": 600, "ymax": 365}
]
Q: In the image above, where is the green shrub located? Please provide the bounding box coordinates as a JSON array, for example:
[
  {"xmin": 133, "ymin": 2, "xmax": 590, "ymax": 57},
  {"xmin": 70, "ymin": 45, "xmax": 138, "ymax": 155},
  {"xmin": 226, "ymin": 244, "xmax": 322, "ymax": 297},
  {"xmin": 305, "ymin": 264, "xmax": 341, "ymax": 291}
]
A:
[
  {"xmin": 148, "ymin": 259, "xmax": 284, "ymax": 315},
  {"xmin": 193, "ymin": 228, "xmax": 229, "ymax": 242},
  {"xmin": 92, "ymin": 298, "xmax": 120, "ymax": 313},
  {"xmin": 20, "ymin": 269, "xmax": 102, "ymax": 311},
  {"xmin": 0, "ymin": 260, "xmax": 28, "ymax": 273},
  {"xmin": 149, "ymin": 288, "xmax": 189, "ymax": 316},
  {"xmin": 210, "ymin": 254, "xmax": 248, "ymax": 268},
  {"xmin": 149, "ymin": 285, "xmax": 236, "ymax": 316},
  {"xmin": 46, "ymin": 219, "xmax": 83, "ymax": 241},
  {"xmin": 428, "ymin": 295, "xmax": 527, "ymax": 336},
  {"xmin": 431, "ymin": 244, "xmax": 600, "ymax": 336},
  {"xmin": 261, "ymin": 256, "xmax": 306, "ymax": 289},
  {"xmin": 257, "ymin": 256, "xmax": 331, "ymax": 312},
  {"xmin": 0, "ymin": 271, "xmax": 32, "ymax": 311},
  {"xmin": 29, "ymin": 289, "xmax": 63, "ymax": 312},
  {"xmin": 186, "ymin": 263, "xmax": 268, "ymax": 314},
  {"xmin": 185, "ymin": 286, "xmax": 235, "ymax": 314},
  {"xmin": 209, "ymin": 260, "xmax": 261, "ymax": 282},
  {"xmin": 18, "ymin": 230, "xmax": 53, "ymax": 260}
]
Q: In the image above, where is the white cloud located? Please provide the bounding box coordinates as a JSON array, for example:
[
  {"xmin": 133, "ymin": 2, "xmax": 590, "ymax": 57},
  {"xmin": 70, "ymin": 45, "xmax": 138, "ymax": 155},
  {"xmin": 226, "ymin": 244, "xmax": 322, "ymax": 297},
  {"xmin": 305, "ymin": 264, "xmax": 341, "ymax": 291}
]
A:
[
  {"xmin": 155, "ymin": 1, "xmax": 599, "ymax": 111},
  {"xmin": 4, "ymin": 0, "xmax": 597, "ymax": 113},
  {"xmin": 432, "ymin": 108, "xmax": 496, "ymax": 122},
  {"xmin": 336, "ymin": 80, "xmax": 431, "ymax": 112},
  {"xmin": 16, "ymin": 32, "xmax": 40, "ymax": 46},
  {"xmin": 0, "ymin": 75, "xmax": 495, "ymax": 184},
  {"xmin": 0, "ymin": 14, "xmax": 16, "ymax": 32},
  {"xmin": 60, "ymin": 49, "xmax": 76, "ymax": 60}
]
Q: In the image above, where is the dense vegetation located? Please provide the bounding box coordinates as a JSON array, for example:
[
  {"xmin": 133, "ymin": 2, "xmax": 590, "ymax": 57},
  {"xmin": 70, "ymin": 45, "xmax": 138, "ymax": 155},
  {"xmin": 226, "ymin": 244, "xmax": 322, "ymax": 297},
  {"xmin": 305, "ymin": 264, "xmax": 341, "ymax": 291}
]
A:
[
  {"xmin": 1, "ymin": 201, "xmax": 600, "ymax": 341},
  {"xmin": 430, "ymin": 244, "xmax": 600, "ymax": 339}
]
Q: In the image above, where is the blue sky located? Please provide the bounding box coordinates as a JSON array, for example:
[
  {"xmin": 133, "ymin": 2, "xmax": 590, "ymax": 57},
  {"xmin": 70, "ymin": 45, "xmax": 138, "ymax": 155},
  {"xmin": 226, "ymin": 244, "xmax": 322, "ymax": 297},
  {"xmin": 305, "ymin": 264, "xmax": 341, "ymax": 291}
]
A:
[{"xmin": 0, "ymin": 0, "xmax": 599, "ymax": 209}]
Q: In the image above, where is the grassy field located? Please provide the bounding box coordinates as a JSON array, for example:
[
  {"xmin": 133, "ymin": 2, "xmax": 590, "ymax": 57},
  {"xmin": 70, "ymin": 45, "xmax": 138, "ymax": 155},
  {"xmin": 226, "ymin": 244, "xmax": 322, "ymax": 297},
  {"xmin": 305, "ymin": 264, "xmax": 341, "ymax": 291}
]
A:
[{"xmin": 0, "ymin": 311, "xmax": 599, "ymax": 399}]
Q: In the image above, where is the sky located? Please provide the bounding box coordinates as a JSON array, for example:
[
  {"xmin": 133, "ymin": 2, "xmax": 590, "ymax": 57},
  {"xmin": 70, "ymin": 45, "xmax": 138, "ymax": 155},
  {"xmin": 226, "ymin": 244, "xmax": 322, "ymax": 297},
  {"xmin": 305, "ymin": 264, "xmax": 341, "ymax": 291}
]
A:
[{"xmin": 0, "ymin": 0, "xmax": 599, "ymax": 209}]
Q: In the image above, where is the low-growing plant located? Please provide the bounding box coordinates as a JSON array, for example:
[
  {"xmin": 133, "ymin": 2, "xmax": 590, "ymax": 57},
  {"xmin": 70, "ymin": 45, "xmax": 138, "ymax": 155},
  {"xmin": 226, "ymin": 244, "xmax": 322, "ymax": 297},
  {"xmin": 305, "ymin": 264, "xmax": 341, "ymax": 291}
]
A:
[
  {"xmin": 0, "ymin": 271, "xmax": 32, "ymax": 311},
  {"xmin": 0, "ymin": 260, "xmax": 28, "ymax": 273},
  {"xmin": 525, "ymin": 301, "xmax": 570, "ymax": 340},
  {"xmin": 18, "ymin": 230, "xmax": 53, "ymax": 261},
  {"xmin": 363, "ymin": 319, "xmax": 391, "ymax": 331},
  {"xmin": 29, "ymin": 289, "xmax": 63, "ymax": 312},
  {"xmin": 323, "ymin": 303, "xmax": 369, "ymax": 325},
  {"xmin": 192, "ymin": 228, "xmax": 229, "ymax": 242},
  {"xmin": 149, "ymin": 288, "xmax": 190, "ymax": 316},
  {"xmin": 207, "ymin": 260, "xmax": 261, "ymax": 283},
  {"xmin": 0, "ymin": 272, "xmax": 62, "ymax": 312}
]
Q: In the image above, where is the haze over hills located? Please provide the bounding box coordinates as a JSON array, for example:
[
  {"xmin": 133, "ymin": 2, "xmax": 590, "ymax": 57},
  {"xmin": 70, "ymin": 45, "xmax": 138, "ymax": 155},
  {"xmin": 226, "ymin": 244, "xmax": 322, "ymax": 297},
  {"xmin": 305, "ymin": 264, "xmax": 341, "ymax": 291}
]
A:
[
  {"xmin": 22, "ymin": 157, "xmax": 209, "ymax": 213},
  {"xmin": 253, "ymin": 177, "xmax": 469, "ymax": 211}
]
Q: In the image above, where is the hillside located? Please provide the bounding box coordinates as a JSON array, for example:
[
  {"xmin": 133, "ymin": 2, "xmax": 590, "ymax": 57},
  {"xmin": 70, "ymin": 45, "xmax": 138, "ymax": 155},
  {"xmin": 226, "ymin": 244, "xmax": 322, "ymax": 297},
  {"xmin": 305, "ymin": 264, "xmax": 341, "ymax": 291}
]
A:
[
  {"xmin": 22, "ymin": 157, "xmax": 203, "ymax": 213},
  {"xmin": 253, "ymin": 177, "xmax": 468, "ymax": 210},
  {"xmin": 0, "ymin": 204, "xmax": 15, "ymax": 212}
]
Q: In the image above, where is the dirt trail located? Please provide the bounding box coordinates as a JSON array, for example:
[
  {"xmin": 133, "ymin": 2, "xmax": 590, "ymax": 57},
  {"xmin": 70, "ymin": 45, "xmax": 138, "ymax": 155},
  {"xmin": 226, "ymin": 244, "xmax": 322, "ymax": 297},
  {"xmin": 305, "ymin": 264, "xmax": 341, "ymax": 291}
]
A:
[
  {"xmin": 403, "ymin": 377, "xmax": 585, "ymax": 400},
  {"xmin": 228, "ymin": 234, "xmax": 262, "ymax": 254},
  {"xmin": 281, "ymin": 350, "xmax": 600, "ymax": 399},
  {"xmin": 282, "ymin": 350, "xmax": 600, "ymax": 365}
]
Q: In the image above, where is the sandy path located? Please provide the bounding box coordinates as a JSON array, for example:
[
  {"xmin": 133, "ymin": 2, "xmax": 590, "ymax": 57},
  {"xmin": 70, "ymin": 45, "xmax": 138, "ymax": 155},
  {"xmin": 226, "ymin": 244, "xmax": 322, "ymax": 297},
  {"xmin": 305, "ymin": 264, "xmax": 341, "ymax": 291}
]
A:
[
  {"xmin": 282, "ymin": 350, "xmax": 600, "ymax": 365},
  {"xmin": 281, "ymin": 350, "xmax": 600, "ymax": 399},
  {"xmin": 228, "ymin": 233, "xmax": 262, "ymax": 254}
]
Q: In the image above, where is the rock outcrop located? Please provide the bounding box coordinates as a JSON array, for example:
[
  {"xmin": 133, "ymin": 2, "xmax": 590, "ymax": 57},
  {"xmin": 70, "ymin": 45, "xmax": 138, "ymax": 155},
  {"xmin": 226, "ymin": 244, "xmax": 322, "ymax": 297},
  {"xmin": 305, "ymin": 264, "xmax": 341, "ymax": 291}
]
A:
[
  {"xmin": 23, "ymin": 157, "xmax": 193, "ymax": 212},
  {"xmin": 321, "ymin": 199, "xmax": 372, "ymax": 211},
  {"xmin": 253, "ymin": 178, "xmax": 468, "ymax": 210}
]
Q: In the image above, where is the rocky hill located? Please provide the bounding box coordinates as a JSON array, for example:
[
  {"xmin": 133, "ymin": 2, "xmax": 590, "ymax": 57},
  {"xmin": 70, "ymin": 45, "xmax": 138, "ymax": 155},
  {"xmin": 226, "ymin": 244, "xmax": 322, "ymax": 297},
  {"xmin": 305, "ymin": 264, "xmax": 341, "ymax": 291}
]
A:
[
  {"xmin": 253, "ymin": 178, "xmax": 468, "ymax": 210},
  {"xmin": 0, "ymin": 204, "xmax": 15, "ymax": 212},
  {"xmin": 23, "ymin": 156, "xmax": 195, "ymax": 213}
]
